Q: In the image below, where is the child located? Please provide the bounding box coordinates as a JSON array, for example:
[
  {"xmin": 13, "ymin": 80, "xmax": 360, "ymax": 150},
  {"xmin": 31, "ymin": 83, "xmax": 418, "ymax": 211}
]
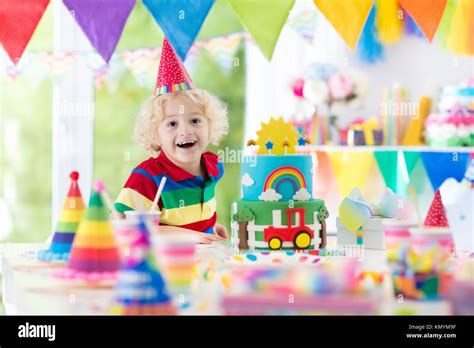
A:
[{"xmin": 114, "ymin": 38, "xmax": 229, "ymax": 242}]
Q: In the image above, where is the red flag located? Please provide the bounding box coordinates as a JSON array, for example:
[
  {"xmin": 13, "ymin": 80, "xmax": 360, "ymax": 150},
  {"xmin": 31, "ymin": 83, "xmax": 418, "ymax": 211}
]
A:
[{"xmin": 0, "ymin": 0, "xmax": 50, "ymax": 64}]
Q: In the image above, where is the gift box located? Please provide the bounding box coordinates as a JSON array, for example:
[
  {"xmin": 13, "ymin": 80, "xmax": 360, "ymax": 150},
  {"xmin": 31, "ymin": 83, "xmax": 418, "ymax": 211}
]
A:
[{"xmin": 336, "ymin": 217, "xmax": 394, "ymax": 250}]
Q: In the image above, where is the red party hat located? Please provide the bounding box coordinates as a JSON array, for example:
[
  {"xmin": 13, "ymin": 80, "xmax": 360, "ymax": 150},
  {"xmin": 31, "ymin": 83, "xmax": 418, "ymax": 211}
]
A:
[
  {"xmin": 154, "ymin": 38, "xmax": 193, "ymax": 96},
  {"xmin": 423, "ymin": 190, "xmax": 449, "ymax": 228}
]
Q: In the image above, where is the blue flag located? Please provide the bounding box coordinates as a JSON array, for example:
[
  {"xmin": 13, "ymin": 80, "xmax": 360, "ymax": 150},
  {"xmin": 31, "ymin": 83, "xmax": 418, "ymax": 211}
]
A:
[
  {"xmin": 421, "ymin": 152, "xmax": 470, "ymax": 190},
  {"xmin": 143, "ymin": 0, "xmax": 214, "ymax": 61}
]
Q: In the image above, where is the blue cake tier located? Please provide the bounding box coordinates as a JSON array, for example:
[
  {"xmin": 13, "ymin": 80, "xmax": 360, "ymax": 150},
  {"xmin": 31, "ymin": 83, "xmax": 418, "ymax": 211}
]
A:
[{"xmin": 241, "ymin": 154, "xmax": 314, "ymax": 202}]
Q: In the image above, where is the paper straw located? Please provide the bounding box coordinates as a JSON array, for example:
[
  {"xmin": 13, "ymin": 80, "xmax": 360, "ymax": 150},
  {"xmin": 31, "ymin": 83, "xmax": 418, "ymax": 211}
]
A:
[
  {"xmin": 151, "ymin": 176, "xmax": 167, "ymax": 212},
  {"xmin": 94, "ymin": 180, "xmax": 117, "ymax": 214}
]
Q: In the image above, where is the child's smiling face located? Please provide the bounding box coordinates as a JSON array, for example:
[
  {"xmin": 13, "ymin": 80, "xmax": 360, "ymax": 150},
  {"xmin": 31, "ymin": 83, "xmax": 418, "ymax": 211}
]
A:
[{"xmin": 158, "ymin": 94, "xmax": 210, "ymax": 170}]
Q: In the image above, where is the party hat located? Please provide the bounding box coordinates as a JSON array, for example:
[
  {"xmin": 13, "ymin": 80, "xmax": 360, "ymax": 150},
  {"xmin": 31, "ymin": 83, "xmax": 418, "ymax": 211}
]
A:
[
  {"xmin": 38, "ymin": 171, "xmax": 85, "ymax": 262},
  {"xmin": 55, "ymin": 181, "xmax": 120, "ymax": 282},
  {"xmin": 110, "ymin": 216, "xmax": 176, "ymax": 315},
  {"xmin": 154, "ymin": 38, "xmax": 193, "ymax": 96},
  {"xmin": 424, "ymin": 190, "xmax": 449, "ymax": 228}
]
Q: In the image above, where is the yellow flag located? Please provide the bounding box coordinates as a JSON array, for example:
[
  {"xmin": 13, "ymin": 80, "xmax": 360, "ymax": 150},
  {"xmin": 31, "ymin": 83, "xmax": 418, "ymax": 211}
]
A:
[
  {"xmin": 375, "ymin": 0, "xmax": 403, "ymax": 44},
  {"xmin": 313, "ymin": 0, "xmax": 374, "ymax": 51},
  {"xmin": 328, "ymin": 151, "xmax": 375, "ymax": 197},
  {"xmin": 447, "ymin": 0, "xmax": 474, "ymax": 55}
]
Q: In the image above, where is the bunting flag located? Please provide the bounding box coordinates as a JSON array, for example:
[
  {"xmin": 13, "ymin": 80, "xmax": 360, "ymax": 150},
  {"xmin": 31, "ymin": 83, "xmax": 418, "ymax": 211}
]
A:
[
  {"xmin": 1, "ymin": 51, "xmax": 29, "ymax": 79},
  {"xmin": 143, "ymin": 0, "xmax": 214, "ymax": 61},
  {"xmin": 436, "ymin": 0, "xmax": 457, "ymax": 48},
  {"xmin": 328, "ymin": 151, "xmax": 374, "ymax": 197},
  {"xmin": 375, "ymin": 0, "xmax": 403, "ymax": 44},
  {"xmin": 357, "ymin": 5, "xmax": 384, "ymax": 64},
  {"xmin": 38, "ymin": 52, "xmax": 76, "ymax": 79},
  {"xmin": 313, "ymin": 0, "xmax": 373, "ymax": 52},
  {"xmin": 447, "ymin": 0, "xmax": 474, "ymax": 55},
  {"xmin": 403, "ymin": 151, "xmax": 420, "ymax": 176},
  {"xmin": 287, "ymin": 10, "xmax": 318, "ymax": 43},
  {"xmin": 200, "ymin": 34, "xmax": 242, "ymax": 73},
  {"xmin": 85, "ymin": 52, "xmax": 109, "ymax": 88},
  {"xmin": 374, "ymin": 151, "xmax": 410, "ymax": 195},
  {"xmin": 421, "ymin": 152, "xmax": 471, "ymax": 191},
  {"xmin": 63, "ymin": 0, "xmax": 136, "ymax": 63},
  {"xmin": 121, "ymin": 48, "xmax": 160, "ymax": 87},
  {"xmin": 399, "ymin": 0, "xmax": 447, "ymax": 42},
  {"xmin": 228, "ymin": 0, "xmax": 295, "ymax": 60},
  {"xmin": 0, "ymin": 0, "xmax": 50, "ymax": 64}
]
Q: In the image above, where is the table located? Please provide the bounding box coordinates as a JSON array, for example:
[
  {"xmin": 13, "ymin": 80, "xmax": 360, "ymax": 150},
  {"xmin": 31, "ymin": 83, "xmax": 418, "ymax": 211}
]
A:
[{"xmin": 0, "ymin": 239, "xmax": 452, "ymax": 315}]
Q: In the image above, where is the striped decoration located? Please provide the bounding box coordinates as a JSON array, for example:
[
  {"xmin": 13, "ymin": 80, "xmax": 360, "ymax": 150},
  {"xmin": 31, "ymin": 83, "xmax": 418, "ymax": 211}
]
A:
[
  {"xmin": 55, "ymin": 185, "xmax": 120, "ymax": 282},
  {"xmin": 201, "ymin": 34, "xmax": 242, "ymax": 73},
  {"xmin": 120, "ymin": 48, "xmax": 160, "ymax": 87},
  {"xmin": 38, "ymin": 172, "xmax": 85, "ymax": 262},
  {"xmin": 356, "ymin": 226, "xmax": 364, "ymax": 245},
  {"xmin": 155, "ymin": 81, "xmax": 192, "ymax": 95}
]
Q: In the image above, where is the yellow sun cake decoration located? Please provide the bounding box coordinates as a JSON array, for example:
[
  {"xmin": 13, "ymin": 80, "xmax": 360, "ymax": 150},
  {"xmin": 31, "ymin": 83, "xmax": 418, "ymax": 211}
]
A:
[{"xmin": 255, "ymin": 117, "xmax": 299, "ymax": 155}]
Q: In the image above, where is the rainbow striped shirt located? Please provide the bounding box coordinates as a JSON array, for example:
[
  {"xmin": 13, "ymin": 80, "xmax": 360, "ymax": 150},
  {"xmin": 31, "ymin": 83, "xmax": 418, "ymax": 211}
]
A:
[{"xmin": 115, "ymin": 151, "xmax": 224, "ymax": 234}]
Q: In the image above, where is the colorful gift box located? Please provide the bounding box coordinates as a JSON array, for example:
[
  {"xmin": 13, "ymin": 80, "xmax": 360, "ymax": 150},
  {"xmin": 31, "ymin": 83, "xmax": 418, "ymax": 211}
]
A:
[{"xmin": 337, "ymin": 217, "xmax": 394, "ymax": 250}]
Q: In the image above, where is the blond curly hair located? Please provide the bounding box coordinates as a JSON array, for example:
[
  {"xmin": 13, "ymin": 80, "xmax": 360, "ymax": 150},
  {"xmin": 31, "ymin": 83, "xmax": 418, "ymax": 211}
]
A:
[{"xmin": 133, "ymin": 89, "xmax": 229, "ymax": 155}]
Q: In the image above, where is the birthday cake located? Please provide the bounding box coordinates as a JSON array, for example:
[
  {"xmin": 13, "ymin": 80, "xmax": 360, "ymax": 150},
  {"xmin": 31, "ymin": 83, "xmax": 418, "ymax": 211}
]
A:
[
  {"xmin": 231, "ymin": 118, "xmax": 328, "ymax": 251},
  {"xmin": 425, "ymin": 80, "xmax": 474, "ymax": 147}
]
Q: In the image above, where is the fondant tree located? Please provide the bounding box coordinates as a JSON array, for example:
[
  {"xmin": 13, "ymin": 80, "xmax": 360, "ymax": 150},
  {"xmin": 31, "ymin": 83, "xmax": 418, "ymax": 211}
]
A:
[
  {"xmin": 233, "ymin": 206, "xmax": 254, "ymax": 249},
  {"xmin": 317, "ymin": 205, "xmax": 329, "ymax": 249}
]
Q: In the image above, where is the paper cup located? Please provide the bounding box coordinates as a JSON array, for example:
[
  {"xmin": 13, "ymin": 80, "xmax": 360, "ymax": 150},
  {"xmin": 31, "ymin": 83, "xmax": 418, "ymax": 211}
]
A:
[
  {"xmin": 124, "ymin": 211, "xmax": 160, "ymax": 232},
  {"xmin": 408, "ymin": 227, "xmax": 453, "ymax": 273},
  {"xmin": 384, "ymin": 220, "xmax": 416, "ymax": 267},
  {"xmin": 111, "ymin": 219, "xmax": 137, "ymax": 261},
  {"xmin": 153, "ymin": 233, "xmax": 198, "ymax": 299}
]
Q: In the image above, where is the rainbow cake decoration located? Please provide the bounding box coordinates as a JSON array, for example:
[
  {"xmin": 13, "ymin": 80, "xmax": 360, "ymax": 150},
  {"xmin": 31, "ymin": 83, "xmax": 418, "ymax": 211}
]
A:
[
  {"xmin": 110, "ymin": 216, "xmax": 176, "ymax": 315},
  {"xmin": 231, "ymin": 117, "xmax": 328, "ymax": 251},
  {"xmin": 55, "ymin": 181, "xmax": 120, "ymax": 282},
  {"xmin": 38, "ymin": 171, "xmax": 85, "ymax": 262}
]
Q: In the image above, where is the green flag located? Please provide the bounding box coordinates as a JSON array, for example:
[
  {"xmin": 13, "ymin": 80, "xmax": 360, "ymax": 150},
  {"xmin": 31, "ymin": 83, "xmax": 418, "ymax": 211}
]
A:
[
  {"xmin": 227, "ymin": 0, "xmax": 295, "ymax": 60},
  {"xmin": 403, "ymin": 151, "xmax": 420, "ymax": 176},
  {"xmin": 374, "ymin": 151, "xmax": 410, "ymax": 196}
]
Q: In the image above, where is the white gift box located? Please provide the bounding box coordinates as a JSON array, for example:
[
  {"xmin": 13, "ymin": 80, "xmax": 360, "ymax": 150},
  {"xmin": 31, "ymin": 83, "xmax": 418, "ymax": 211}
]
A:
[{"xmin": 336, "ymin": 217, "xmax": 394, "ymax": 250}]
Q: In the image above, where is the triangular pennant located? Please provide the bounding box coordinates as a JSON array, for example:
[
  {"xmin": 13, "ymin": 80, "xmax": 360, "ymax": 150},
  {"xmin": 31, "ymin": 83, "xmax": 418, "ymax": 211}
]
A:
[
  {"xmin": 328, "ymin": 151, "xmax": 374, "ymax": 197},
  {"xmin": 313, "ymin": 0, "xmax": 373, "ymax": 51},
  {"xmin": 357, "ymin": 5, "xmax": 384, "ymax": 64},
  {"xmin": 374, "ymin": 151, "xmax": 412, "ymax": 196},
  {"xmin": 420, "ymin": 152, "xmax": 471, "ymax": 191},
  {"xmin": 228, "ymin": 0, "xmax": 295, "ymax": 60},
  {"xmin": 403, "ymin": 152, "xmax": 420, "ymax": 176},
  {"xmin": 436, "ymin": 0, "xmax": 457, "ymax": 49},
  {"xmin": 121, "ymin": 48, "xmax": 160, "ymax": 87},
  {"xmin": 0, "ymin": 0, "xmax": 50, "ymax": 64},
  {"xmin": 39, "ymin": 52, "xmax": 76, "ymax": 80},
  {"xmin": 374, "ymin": 151, "xmax": 399, "ymax": 193},
  {"xmin": 201, "ymin": 34, "xmax": 242, "ymax": 73},
  {"xmin": 143, "ymin": 0, "xmax": 214, "ymax": 61},
  {"xmin": 375, "ymin": 0, "xmax": 403, "ymax": 44},
  {"xmin": 63, "ymin": 0, "xmax": 136, "ymax": 63},
  {"xmin": 399, "ymin": 0, "xmax": 447, "ymax": 42},
  {"xmin": 447, "ymin": 0, "xmax": 474, "ymax": 55},
  {"xmin": 287, "ymin": 10, "xmax": 318, "ymax": 43}
]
